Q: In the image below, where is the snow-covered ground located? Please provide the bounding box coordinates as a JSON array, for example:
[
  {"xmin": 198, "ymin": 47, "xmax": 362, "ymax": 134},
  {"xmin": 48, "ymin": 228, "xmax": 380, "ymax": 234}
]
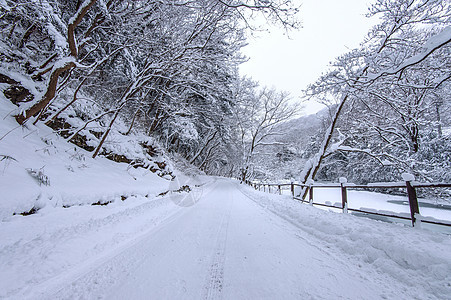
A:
[
  {"xmin": 1, "ymin": 178, "xmax": 450, "ymax": 299},
  {"xmin": 1, "ymin": 95, "xmax": 450, "ymax": 299}
]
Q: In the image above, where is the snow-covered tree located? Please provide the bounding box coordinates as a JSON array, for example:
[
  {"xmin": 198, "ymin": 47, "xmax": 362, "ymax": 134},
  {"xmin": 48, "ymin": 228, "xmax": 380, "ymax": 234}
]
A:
[
  {"xmin": 1, "ymin": 0, "xmax": 300, "ymax": 171},
  {"xmin": 230, "ymin": 78, "xmax": 299, "ymax": 181},
  {"xmin": 300, "ymin": 0, "xmax": 450, "ymax": 196}
]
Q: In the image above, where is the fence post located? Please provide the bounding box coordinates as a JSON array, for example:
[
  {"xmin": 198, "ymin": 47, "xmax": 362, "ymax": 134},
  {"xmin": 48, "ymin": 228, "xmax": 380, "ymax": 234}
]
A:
[
  {"xmin": 339, "ymin": 177, "xmax": 348, "ymax": 213},
  {"xmin": 309, "ymin": 186, "xmax": 313, "ymax": 205},
  {"xmin": 291, "ymin": 182, "xmax": 294, "ymax": 199},
  {"xmin": 269, "ymin": 185, "xmax": 271, "ymax": 193},
  {"xmin": 263, "ymin": 185, "xmax": 265, "ymax": 192},
  {"xmin": 278, "ymin": 185, "xmax": 281, "ymax": 195},
  {"xmin": 404, "ymin": 174, "xmax": 420, "ymax": 227}
]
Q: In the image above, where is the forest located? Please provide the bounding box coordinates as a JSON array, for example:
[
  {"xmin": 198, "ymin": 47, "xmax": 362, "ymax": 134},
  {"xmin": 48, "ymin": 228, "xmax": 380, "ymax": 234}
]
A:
[
  {"xmin": 0, "ymin": 0, "xmax": 450, "ymax": 189},
  {"xmin": 1, "ymin": 1, "xmax": 450, "ymax": 298}
]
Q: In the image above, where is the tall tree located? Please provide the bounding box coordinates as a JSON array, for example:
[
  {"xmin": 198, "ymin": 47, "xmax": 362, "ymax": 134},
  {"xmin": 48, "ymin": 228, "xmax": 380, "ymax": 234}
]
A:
[{"xmin": 300, "ymin": 0, "xmax": 450, "ymax": 197}]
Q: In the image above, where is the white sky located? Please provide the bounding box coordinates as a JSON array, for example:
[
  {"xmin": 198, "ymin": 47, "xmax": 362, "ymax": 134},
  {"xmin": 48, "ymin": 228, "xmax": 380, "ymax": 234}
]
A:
[{"xmin": 239, "ymin": 0, "xmax": 378, "ymax": 115}]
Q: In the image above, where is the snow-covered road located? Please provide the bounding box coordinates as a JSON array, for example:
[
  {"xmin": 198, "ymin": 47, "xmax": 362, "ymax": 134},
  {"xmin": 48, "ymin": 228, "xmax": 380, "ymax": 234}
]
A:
[{"xmin": 2, "ymin": 179, "xmax": 450, "ymax": 299}]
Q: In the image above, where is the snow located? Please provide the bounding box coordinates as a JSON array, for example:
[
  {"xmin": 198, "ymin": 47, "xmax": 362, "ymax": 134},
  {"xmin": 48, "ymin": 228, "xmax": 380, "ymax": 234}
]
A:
[
  {"xmin": 68, "ymin": 0, "xmax": 94, "ymax": 25},
  {"xmin": 239, "ymin": 184, "xmax": 451, "ymax": 299},
  {"xmin": 284, "ymin": 185, "xmax": 451, "ymax": 224},
  {"xmin": 0, "ymin": 0, "xmax": 10, "ymax": 10},
  {"xmin": 1, "ymin": 179, "xmax": 450, "ymax": 299},
  {"xmin": 368, "ymin": 26, "xmax": 451, "ymax": 79},
  {"xmin": 443, "ymin": 126, "xmax": 451, "ymax": 137},
  {"xmin": 1, "ymin": 89, "xmax": 451, "ymax": 299},
  {"xmin": 52, "ymin": 56, "xmax": 76, "ymax": 69},
  {"xmin": 0, "ymin": 68, "xmax": 43, "ymax": 101},
  {"xmin": 0, "ymin": 95, "xmax": 170, "ymax": 220},
  {"xmin": 338, "ymin": 176, "xmax": 347, "ymax": 183},
  {"xmin": 45, "ymin": 23, "xmax": 68, "ymax": 50},
  {"xmin": 423, "ymin": 25, "xmax": 451, "ymax": 52},
  {"xmin": 0, "ymin": 193, "xmax": 186, "ymax": 299},
  {"xmin": 402, "ymin": 172, "xmax": 415, "ymax": 182}
]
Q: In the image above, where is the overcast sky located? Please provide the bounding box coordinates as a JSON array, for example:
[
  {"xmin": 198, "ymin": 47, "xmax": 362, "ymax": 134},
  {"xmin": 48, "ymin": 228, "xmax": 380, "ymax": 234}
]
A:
[{"xmin": 239, "ymin": 0, "xmax": 378, "ymax": 115}]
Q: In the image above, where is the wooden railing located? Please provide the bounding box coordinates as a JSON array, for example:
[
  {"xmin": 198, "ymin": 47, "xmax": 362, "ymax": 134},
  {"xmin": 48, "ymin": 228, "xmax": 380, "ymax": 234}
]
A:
[{"xmin": 242, "ymin": 179, "xmax": 451, "ymax": 228}]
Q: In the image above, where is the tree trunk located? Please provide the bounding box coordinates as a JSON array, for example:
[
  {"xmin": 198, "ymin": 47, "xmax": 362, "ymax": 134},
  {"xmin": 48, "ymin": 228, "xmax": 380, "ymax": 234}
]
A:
[
  {"xmin": 299, "ymin": 95, "xmax": 348, "ymax": 200},
  {"xmin": 92, "ymin": 108, "xmax": 121, "ymax": 158},
  {"xmin": 16, "ymin": 0, "xmax": 98, "ymax": 125},
  {"xmin": 16, "ymin": 61, "xmax": 75, "ymax": 124},
  {"xmin": 435, "ymin": 101, "xmax": 442, "ymax": 137},
  {"xmin": 125, "ymin": 108, "xmax": 140, "ymax": 135},
  {"xmin": 68, "ymin": 0, "xmax": 98, "ymax": 57},
  {"xmin": 190, "ymin": 130, "xmax": 217, "ymax": 164}
]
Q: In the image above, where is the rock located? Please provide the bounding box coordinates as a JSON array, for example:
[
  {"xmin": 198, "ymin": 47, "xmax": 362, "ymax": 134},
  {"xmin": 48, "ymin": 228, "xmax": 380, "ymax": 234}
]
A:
[
  {"xmin": 0, "ymin": 73, "xmax": 34, "ymax": 104},
  {"xmin": 0, "ymin": 73, "xmax": 17, "ymax": 84}
]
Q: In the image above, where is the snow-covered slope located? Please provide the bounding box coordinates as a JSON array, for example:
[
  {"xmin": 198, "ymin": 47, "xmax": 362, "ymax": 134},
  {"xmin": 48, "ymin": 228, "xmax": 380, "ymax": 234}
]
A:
[{"xmin": 0, "ymin": 94, "xmax": 172, "ymax": 220}]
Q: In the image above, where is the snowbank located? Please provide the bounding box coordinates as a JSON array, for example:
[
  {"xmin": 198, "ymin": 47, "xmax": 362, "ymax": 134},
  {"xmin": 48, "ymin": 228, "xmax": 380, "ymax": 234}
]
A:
[{"xmin": 239, "ymin": 184, "xmax": 451, "ymax": 299}]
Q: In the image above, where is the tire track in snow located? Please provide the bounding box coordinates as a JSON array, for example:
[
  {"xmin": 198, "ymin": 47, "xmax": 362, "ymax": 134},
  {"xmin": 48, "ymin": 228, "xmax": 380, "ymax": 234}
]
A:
[{"xmin": 203, "ymin": 194, "xmax": 233, "ymax": 300}]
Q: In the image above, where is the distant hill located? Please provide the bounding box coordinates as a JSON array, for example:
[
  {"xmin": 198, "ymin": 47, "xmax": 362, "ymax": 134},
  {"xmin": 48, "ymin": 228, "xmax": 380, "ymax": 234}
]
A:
[{"xmin": 252, "ymin": 107, "xmax": 331, "ymax": 181}]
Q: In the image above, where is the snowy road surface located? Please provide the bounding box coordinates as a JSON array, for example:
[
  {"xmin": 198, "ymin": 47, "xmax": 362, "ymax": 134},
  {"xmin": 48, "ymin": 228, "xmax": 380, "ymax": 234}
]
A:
[{"xmin": 1, "ymin": 178, "xmax": 450, "ymax": 299}]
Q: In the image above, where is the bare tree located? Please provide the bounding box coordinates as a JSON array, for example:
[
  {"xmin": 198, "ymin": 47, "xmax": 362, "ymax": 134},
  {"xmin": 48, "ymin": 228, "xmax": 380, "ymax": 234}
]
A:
[{"xmin": 232, "ymin": 80, "xmax": 299, "ymax": 181}]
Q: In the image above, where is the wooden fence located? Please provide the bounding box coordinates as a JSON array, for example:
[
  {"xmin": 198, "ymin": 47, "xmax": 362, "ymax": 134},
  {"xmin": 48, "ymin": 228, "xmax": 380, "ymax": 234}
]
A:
[{"xmin": 242, "ymin": 179, "xmax": 451, "ymax": 228}]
